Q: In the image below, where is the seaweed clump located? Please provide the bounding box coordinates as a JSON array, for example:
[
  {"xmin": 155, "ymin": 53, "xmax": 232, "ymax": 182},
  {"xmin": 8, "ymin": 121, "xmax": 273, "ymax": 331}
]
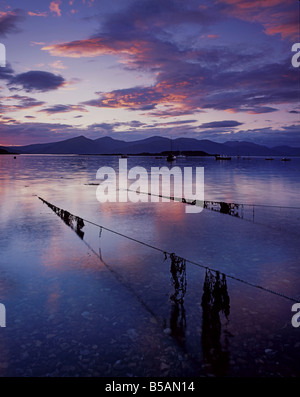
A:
[
  {"xmin": 169, "ymin": 253, "xmax": 187, "ymax": 304},
  {"xmin": 39, "ymin": 197, "xmax": 85, "ymax": 239}
]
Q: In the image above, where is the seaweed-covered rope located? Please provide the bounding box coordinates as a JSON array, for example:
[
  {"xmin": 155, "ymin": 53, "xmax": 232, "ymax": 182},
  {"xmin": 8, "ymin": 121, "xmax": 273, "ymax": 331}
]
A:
[
  {"xmin": 124, "ymin": 188, "xmax": 300, "ymax": 211},
  {"xmin": 38, "ymin": 197, "xmax": 299, "ymax": 303}
]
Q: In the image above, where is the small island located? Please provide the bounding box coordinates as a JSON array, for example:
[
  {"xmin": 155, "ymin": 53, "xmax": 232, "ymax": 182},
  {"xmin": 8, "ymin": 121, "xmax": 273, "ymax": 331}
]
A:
[{"xmin": 0, "ymin": 148, "xmax": 18, "ymax": 155}]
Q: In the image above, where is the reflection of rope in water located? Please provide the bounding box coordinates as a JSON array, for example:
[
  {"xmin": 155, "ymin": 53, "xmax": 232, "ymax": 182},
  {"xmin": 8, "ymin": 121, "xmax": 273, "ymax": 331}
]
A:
[
  {"xmin": 39, "ymin": 196, "xmax": 203, "ymax": 369},
  {"xmin": 40, "ymin": 197, "xmax": 160, "ymax": 323},
  {"xmin": 38, "ymin": 197, "xmax": 299, "ymax": 303},
  {"xmin": 201, "ymin": 269, "xmax": 230, "ymax": 376}
]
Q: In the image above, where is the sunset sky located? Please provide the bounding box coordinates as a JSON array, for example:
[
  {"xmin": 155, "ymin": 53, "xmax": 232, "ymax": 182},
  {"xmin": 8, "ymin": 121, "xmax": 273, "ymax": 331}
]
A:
[{"xmin": 0, "ymin": 0, "xmax": 299, "ymax": 146}]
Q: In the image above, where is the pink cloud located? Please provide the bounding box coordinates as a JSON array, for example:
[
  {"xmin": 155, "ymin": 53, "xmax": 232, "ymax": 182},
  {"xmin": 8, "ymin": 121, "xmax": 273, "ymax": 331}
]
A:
[
  {"xmin": 218, "ymin": 0, "xmax": 297, "ymax": 40},
  {"xmin": 49, "ymin": 0, "xmax": 62, "ymax": 17},
  {"xmin": 31, "ymin": 41, "xmax": 46, "ymax": 46},
  {"xmin": 42, "ymin": 37, "xmax": 150, "ymax": 59},
  {"xmin": 201, "ymin": 34, "xmax": 220, "ymax": 39},
  {"xmin": 49, "ymin": 60, "xmax": 67, "ymax": 70},
  {"xmin": 263, "ymin": 12, "xmax": 299, "ymax": 39},
  {"xmin": 218, "ymin": 0, "xmax": 292, "ymax": 9},
  {"xmin": 28, "ymin": 11, "xmax": 48, "ymax": 17}
]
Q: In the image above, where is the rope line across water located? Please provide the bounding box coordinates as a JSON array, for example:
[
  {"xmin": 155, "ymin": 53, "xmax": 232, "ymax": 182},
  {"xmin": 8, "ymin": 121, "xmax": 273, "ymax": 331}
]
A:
[{"xmin": 38, "ymin": 196, "xmax": 299, "ymax": 303}]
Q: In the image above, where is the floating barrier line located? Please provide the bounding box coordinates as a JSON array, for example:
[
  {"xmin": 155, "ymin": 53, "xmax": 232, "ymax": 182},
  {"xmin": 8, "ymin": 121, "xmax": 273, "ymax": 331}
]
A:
[
  {"xmin": 85, "ymin": 184, "xmax": 300, "ymax": 211},
  {"xmin": 38, "ymin": 197, "xmax": 299, "ymax": 303},
  {"xmin": 124, "ymin": 189, "xmax": 300, "ymax": 232},
  {"xmin": 232, "ymin": 203, "xmax": 300, "ymax": 210},
  {"xmin": 123, "ymin": 189, "xmax": 300, "ymax": 211}
]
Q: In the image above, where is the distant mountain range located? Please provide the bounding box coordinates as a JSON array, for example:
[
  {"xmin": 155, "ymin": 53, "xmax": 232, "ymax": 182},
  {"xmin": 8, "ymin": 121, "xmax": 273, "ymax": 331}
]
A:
[{"xmin": 1, "ymin": 135, "xmax": 300, "ymax": 156}]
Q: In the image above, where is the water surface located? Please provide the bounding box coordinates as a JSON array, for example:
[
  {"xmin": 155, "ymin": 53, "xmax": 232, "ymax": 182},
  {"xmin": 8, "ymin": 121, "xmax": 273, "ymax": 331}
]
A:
[{"xmin": 0, "ymin": 154, "xmax": 299, "ymax": 377}]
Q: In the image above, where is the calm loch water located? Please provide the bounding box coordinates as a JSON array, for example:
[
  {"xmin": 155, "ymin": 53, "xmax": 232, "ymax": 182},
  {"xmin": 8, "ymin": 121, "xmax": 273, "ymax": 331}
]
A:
[{"xmin": 0, "ymin": 154, "xmax": 299, "ymax": 377}]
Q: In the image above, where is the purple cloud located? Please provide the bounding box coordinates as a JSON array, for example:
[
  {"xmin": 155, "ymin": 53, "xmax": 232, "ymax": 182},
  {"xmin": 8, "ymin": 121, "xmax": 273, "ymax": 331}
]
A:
[
  {"xmin": 0, "ymin": 9, "xmax": 25, "ymax": 37},
  {"xmin": 83, "ymin": 86, "xmax": 164, "ymax": 111},
  {"xmin": 39, "ymin": 104, "xmax": 87, "ymax": 114},
  {"xmin": 0, "ymin": 95, "xmax": 45, "ymax": 113},
  {"xmin": 199, "ymin": 120, "xmax": 243, "ymax": 129},
  {"xmin": 0, "ymin": 64, "xmax": 14, "ymax": 81},
  {"xmin": 9, "ymin": 71, "xmax": 66, "ymax": 93},
  {"xmin": 40, "ymin": 0, "xmax": 299, "ymax": 119}
]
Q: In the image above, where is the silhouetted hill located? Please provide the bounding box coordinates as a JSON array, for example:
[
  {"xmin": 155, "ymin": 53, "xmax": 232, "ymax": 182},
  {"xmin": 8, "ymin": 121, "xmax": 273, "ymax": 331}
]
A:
[
  {"xmin": 0, "ymin": 147, "xmax": 18, "ymax": 155},
  {"xmin": 2, "ymin": 136, "xmax": 299, "ymax": 156},
  {"xmin": 223, "ymin": 141, "xmax": 280, "ymax": 156},
  {"xmin": 93, "ymin": 136, "xmax": 132, "ymax": 153}
]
